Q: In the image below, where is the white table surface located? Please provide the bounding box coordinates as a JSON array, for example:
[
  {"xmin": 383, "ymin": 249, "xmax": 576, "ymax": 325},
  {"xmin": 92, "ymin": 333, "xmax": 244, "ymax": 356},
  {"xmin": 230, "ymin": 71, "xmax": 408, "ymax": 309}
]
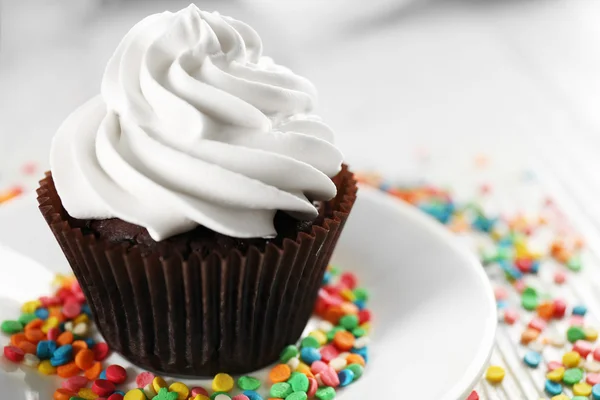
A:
[{"xmin": 1, "ymin": 1, "xmax": 600, "ymax": 399}]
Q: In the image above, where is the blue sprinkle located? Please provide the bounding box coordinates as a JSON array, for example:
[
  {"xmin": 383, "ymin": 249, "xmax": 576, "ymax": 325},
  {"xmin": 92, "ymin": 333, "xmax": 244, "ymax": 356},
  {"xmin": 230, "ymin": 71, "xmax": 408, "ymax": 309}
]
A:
[
  {"xmin": 338, "ymin": 369, "xmax": 354, "ymax": 387},
  {"xmin": 496, "ymin": 300, "xmax": 508, "ymax": 310},
  {"xmin": 36, "ymin": 340, "xmax": 57, "ymax": 359},
  {"xmin": 529, "ymin": 260, "xmax": 540, "ymax": 274},
  {"xmin": 322, "ymin": 272, "xmax": 332, "ymax": 285},
  {"xmin": 50, "ymin": 356, "xmax": 70, "ymax": 367},
  {"xmin": 53, "ymin": 344, "xmax": 73, "ymax": 360},
  {"xmin": 524, "ymin": 351, "xmax": 542, "ymax": 368},
  {"xmin": 99, "ymin": 370, "xmax": 107, "ymax": 380},
  {"xmin": 34, "ymin": 308, "xmax": 49, "ymax": 320},
  {"xmin": 81, "ymin": 304, "xmax": 92, "ymax": 316},
  {"xmin": 592, "ymin": 383, "xmax": 600, "ymax": 400},
  {"xmin": 300, "ymin": 347, "xmax": 321, "ymax": 365},
  {"xmin": 354, "ymin": 300, "xmax": 366, "ymax": 310},
  {"xmin": 379, "ymin": 182, "xmax": 391, "ymax": 192},
  {"xmin": 243, "ymin": 390, "xmax": 264, "ymax": 400},
  {"xmin": 84, "ymin": 338, "xmax": 96, "ymax": 348},
  {"xmin": 114, "ymin": 391, "xmax": 125, "ymax": 396},
  {"xmin": 573, "ymin": 305, "xmax": 587, "ymax": 316},
  {"xmin": 545, "ymin": 379, "xmax": 562, "ymax": 396},
  {"xmin": 351, "ymin": 346, "xmax": 368, "ymax": 363}
]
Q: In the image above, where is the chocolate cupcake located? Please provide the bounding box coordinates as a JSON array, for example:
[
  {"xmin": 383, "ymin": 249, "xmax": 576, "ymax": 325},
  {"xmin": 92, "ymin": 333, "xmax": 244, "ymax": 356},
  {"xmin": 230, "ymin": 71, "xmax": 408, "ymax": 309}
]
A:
[{"xmin": 37, "ymin": 4, "xmax": 357, "ymax": 376}]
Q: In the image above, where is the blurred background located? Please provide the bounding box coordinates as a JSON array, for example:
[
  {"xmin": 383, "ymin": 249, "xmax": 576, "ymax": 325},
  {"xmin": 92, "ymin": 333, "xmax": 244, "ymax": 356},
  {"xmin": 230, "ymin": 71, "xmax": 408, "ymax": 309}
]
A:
[{"xmin": 2, "ymin": 0, "xmax": 600, "ymax": 184}]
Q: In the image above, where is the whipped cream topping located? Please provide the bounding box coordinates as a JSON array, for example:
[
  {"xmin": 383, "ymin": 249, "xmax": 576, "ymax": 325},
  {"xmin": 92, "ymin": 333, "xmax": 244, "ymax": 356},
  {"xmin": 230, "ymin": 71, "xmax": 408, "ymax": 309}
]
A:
[{"xmin": 50, "ymin": 4, "xmax": 342, "ymax": 241}]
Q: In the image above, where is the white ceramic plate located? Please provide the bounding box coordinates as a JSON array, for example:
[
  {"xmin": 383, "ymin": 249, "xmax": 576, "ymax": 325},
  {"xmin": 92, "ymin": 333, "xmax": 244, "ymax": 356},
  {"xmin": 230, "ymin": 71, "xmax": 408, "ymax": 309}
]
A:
[{"xmin": 0, "ymin": 186, "xmax": 496, "ymax": 400}]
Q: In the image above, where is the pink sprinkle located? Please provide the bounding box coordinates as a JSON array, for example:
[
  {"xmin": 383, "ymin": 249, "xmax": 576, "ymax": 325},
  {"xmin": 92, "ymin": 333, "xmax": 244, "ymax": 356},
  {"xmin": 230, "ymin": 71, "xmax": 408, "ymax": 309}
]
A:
[
  {"xmin": 61, "ymin": 376, "xmax": 89, "ymax": 392},
  {"xmin": 47, "ymin": 327, "xmax": 60, "ymax": 341},
  {"xmin": 570, "ymin": 315, "xmax": 585, "ymax": 326},
  {"xmin": 479, "ymin": 184, "xmax": 491, "ymax": 195},
  {"xmin": 503, "ymin": 309, "xmax": 519, "ymax": 325},
  {"xmin": 310, "ymin": 360, "xmax": 328, "ymax": 375},
  {"xmin": 467, "ymin": 391, "xmax": 479, "ymax": 400},
  {"xmin": 62, "ymin": 301, "xmax": 82, "ymax": 319},
  {"xmin": 39, "ymin": 296, "xmax": 61, "ymax": 308},
  {"xmin": 136, "ymin": 372, "xmax": 155, "ymax": 388},
  {"xmin": 573, "ymin": 340, "xmax": 593, "ymax": 358},
  {"xmin": 190, "ymin": 387, "xmax": 210, "ymax": 397},
  {"xmin": 515, "ymin": 259, "xmax": 532, "ymax": 273},
  {"xmin": 494, "ymin": 287, "xmax": 507, "ymax": 301},
  {"xmin": 588, "ymin": 372, "xmax": 600, "ymax": 385},
  {"xmin": 307, "ymin": 378, "xmax": 318, "ymax": 397},
  {"xmin": 318, "ymin": 366, "xmax": 340, "ymax": 387},
  {"xmin": 528, "ymin": 317, "xmax": 547, "ymax": 332},
  {"xmin": 21, "ymin": 162, "xmax": 37, "ymax": 175},
  {"xmin": 513, "ymin": 280, "xmax": 526, "ymax": 293},
  {"xmin": 548, "ymin": 361, "xmax": 563, "ymax": 371},
  {"xmin": 554, "ymin": 271, "xmax": 566, "ymax": 284},
  {"xmin": 320, "ymin": 344, "xmax": 340, "ymax": 363},
  {"xmin": 232, "ymin": 396, "xmax": 250, "ymax": 400},
  {"xmin": 593, "ymin": 348, "xmax": 600, "ymax": 362}
]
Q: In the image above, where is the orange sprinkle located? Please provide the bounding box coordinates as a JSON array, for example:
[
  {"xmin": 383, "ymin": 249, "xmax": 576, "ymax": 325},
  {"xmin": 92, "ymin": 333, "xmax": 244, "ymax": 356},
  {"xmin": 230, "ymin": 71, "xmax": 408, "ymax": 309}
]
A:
[
  {"xmin": 72, "ymin": 340, "xmax": 88, "ymax": 355},
  {"xmin": 10, "ymin": 333, "xmax": 27, "ymax": 346},
  {"xmin": 25, "ymin": 319, "xmax": 43, "ymax": 331},
  {"xmin": 57, "ymin": 361, "xmax": 81, "ymax": 378},
  {"xmin": 521, "ymin": 328, "xmax": 540, "ymax": 344},
  {"xmin": 333, "ymin": 330, "xmax": 355, "ymax": 351},
  {"xmin": 339, "ymin": 302, "xmax": 359, "ymax": 315},
  {"xmin": 24, "ymin": 328, "xmax": 45, "ymax": 344},
  {"xmin": 346, "ymin": 353, "xmax": 366, "ymax": 367},
  {"xmin": 17, "ymin": 341, "xmax": 37, "ymax": 355},
  {"xmin": 537, "ymin": 301, "xmax": 555, "ymax": 321},
  {"xmin": 323, "ymin": 306, "xmax": 346, "ymax": 325},
  {"xmin": 75, "ymin": 349, "xmax": 95, "ymax": 370},
  {"xmin": 269, "ymin": 364, "xmax": 292, "ymax": 383},
  {"xmin": 57, "ymin": 331, "xmax": 74, "ymax": 346},
  {"xmin": 84, "ymin": 361, "xmax": 102, "ymax": 380},
  {"xmin": 53, "ymin": 388, "xmax": 76, "ymax": 400}
]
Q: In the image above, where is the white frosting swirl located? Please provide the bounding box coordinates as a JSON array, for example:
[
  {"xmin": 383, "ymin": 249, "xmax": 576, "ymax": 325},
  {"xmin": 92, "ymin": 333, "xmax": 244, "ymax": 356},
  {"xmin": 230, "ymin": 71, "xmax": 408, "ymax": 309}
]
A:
[{"xmin": 50, "ymin": 4, "xmax": 342, "ymax": 241}]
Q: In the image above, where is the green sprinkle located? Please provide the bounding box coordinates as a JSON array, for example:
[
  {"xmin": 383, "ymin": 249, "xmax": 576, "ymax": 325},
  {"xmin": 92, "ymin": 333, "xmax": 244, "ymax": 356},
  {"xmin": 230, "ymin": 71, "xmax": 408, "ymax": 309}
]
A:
[
  {"xmin": 567, "ymin": 326, "xmax": 586, "ymax": 343},
  {"xmin": 155, "ymin": 388, "xmax": 179, "ymax": 400},
  {"xmin": 572, "ymin": 397, "xmax": 589, "ymax": 400},
  {"xmin": 315, "ymin": 386, "xmax": 336, "ymax": 400},
  {"xmin": 237, "ymin": 376, "xmax": 261, "ymax": 391},
  {"xmin": 328, "ymin": 266, "xmax": 340, "ymax": 276},
  {"xmin": 280, "ymin": 345, "xmax": 299, "ymax": 363},
  {"xmin": 521, "ymin": 287, "xmax": 538, "ymax": 311},
  {"xmin": 69, "ymin": 397, "xmax": 86, "ymax": 400},
  {"xmin": 285, "ymin": 392, "xmax": 308, "ymax": 400},
  {"xmin": 1, "ymin": 320, "xmax": 23, "ymax": 334},
  {"xmin": 496, "ymin": 247, "xmax": 512, "ymax": 261},
  {"xmin": 288, "ymin": 371, "xmax": 309, "ymax": 392},
  {"xmin": 352, "ymin": 288, "xmax": 369, "ymax": 301},
  {"xmin": 352, "ymin": 327, "xmax": 366, "ymax": 338},
  {"xmin": 210, "ymin": 392, "xmax": 230, "ymax": 400},
  {"xmin": 270, "ymin": 382, "xmax": 293, "ymax": 398},
  {"xmin": 563, "ymin": 368, "xmax": 583, "ymax": 385},
  {"xmin": 326, "ymin": 327, "xmax": 344, "ymax": 342},
  {"xmin": 339, "ymin": 315, "xmax": 359, "ymax": 330},
  {"xmin": 346, "ymin": 363, "xmax": 364, "ymax": 380},
  {"xmin": 567, "ymin": 256, "xmax": 582, "ymax": 272},
  {"xmin": 301, "ymin": 336, "xmax": 320, "ymax": 349},
  {"xmin": 18, "ymin": 313, "xmax": 37, "ymax": 325}
]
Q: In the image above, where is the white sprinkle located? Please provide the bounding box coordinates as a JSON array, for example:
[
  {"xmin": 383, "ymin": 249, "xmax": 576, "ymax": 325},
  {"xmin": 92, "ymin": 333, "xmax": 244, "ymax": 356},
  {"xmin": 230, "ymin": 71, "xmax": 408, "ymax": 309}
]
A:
[
  {"xmin": 585, "ymin": 360, "xmax": 600, "ymax": 373},
  {"xmin": 354, "ymin": 336, "xmax": 370, "ymax": 349},
  {"xmin": 287, "ymin": 357, "xmax": 300, "ymax": 371},
  {"xmin": 318, "ymin": 321, "xmax": 334, "ymax": 333},
  {"xmin": 329, "ymin": 357, "xmax": 348, "ymax": 372},
  {"xmin": 143, "ymin": 383, "xmax": 156, "ymax": 398},
  {"xmin": 64, "ymin": 322, "xmax": 74, "ymax": 332},
  {"xmin": 72, "ymin": 322, "xmax": 88, "ymax": 337},
  {"xmin": 528, "ymin": 341, "xmax": 544, "ymax": 353},
  {"xmin": 22, "ymin": 354, "xmax": 40, "ymax": 368}
]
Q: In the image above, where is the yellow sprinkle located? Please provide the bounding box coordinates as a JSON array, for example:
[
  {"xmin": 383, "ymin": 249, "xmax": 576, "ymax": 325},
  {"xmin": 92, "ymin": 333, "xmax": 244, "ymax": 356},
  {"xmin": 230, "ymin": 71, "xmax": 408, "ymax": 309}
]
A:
[
  {"xmin": 124, "ymin": 389, "xmax": 148, "ymax": 400},
  {"xmin": 21, "ymin": 300, "xmax": 41, "ymax": 314},
  {"xmin": 340, "ymin": 288, "xmax": 356, "ymax": 302},
  {"xmin": 168, "ymin": 382, "xmax": 190, "ymax": 400},
  {"xmin": 551, "ymin": 396, "xmax": 569, "ymax": 400},
  {"xmin": 562, "ymin": 351, "xmax": 581, "ymax": 368},
  {"xmin": 297, "ymin": 362, "xmax": 313, "ymax": 377},
  {"xmin": 359, "ymin": 322, "xmax": 371, "ymax": 333},
  {"xmin": 573, "ymin": 382, "xmax": 592, "ymax": 396},
  {"xmin": 41, "ymin": 316, "xmax": 60, "ymax": 334},
  {"xmin": 309, "ymin": 330, "xmax": 328, "ymax": 346},
  {"xmin": 212, "ymin": 372, "xmax": 234, "ymax": 392},
  {"xmin": 193, "ymin": 395, "xmax": 210, "ymax": 400},
  {"xmin": 485, "ymin": 365, "xmax": 505, "ymax": 384},
  {"xmin": 585, "ymin": 327, "xmax": 598, "ymax": 341},
  {"xmin": 546, "ymin": 367, "xmax": 564, "ymax": 382},
  {"xmin": 37, "ymin": 360, "xmax": 56, "ymax": 375},
  {"xmin": 152, "ymin": 376, "xmax": 168, "ymax": 394},
  {"xmin": 74, "ymin": 314, "xmax": 90, "ymax": 325},
  {"xmin": 78, "ymin": 388, "xmax": 99, "ymax": 400}
]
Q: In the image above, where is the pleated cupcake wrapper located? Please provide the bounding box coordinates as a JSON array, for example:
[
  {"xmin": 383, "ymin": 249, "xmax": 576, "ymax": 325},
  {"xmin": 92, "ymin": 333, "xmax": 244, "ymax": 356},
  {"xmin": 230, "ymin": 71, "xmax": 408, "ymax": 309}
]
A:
[{"xmin": 36, "ymin": 166, "xmax": 357, "ymax": 376}]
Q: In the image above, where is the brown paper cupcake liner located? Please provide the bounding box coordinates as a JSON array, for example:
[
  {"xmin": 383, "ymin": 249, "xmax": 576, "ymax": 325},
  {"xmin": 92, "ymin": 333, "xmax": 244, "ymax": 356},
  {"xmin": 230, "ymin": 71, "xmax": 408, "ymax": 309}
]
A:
[{"xmin": 36, "ymin": 166, "xmax": 357, "ymax": 376}]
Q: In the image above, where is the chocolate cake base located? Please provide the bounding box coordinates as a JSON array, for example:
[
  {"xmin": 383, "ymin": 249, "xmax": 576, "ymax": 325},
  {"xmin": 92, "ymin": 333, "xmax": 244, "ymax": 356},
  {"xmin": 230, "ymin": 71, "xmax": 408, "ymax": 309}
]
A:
[{"xmin": 37, "ymin": 166, "xmax": 357, "ymax": 376}]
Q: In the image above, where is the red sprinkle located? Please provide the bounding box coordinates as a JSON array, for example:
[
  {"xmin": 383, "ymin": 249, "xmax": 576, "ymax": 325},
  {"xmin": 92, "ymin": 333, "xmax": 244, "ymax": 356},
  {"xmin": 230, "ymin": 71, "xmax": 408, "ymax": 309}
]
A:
[
  {"xmin": 40, "ymin": 296, "xmax": 61, "ymax": 308},
  {"xmin": 92, "ymin": 379, "xmax": 116, "ymax": 397},
  {"xmin": 3, "ymin": 345, "xmax": 25, "ymax": 363},
  {"xmin": 339, "ymin": 272, "xmax": 358, "ymax": 290},
  {"xmin": 62, "ymin": 301, "xmax": 82, "ymax": 319},
  {"xmin": 467, "ymin": 390, "xmax": 479, "ymax": 400},
  {"xmin": 93, "ymin": 343, "xmax": 110, "ymax": 361},
  {"xmin": 553, "ymin": 299, "xmax": 567, "ymax": 319},
  {"xmin": 357, "ymin": 309, "xmax": 371, "ymax": 324},
  {"xmin": 47, "ymin": 327, "xmax": 61, "ymax": 341},
  {"xmin": 108, "ymin": 394, "xmax": 124, "ymax": 400},
  {"xmin": 593, "ymin": 348, "xmax": 600, "ymax": 362},
  {"xmin": 319, "ymin": 344, "xmax": 340, "ymax": 363},
  {"xmin": 105, "ymin": 364, "xmax": 127, "ymax": 384},
  {"xmin": 503, "ymin": 309, "xmax": 519, "ymax": 325},
  {"xmin": 573, "ymin": 340, "xmax": 593, "ymax": 358},
  {"xmin": 62, "ymin": 376, "xmax": 89, "ymax": 392},
  {"xmin": 136, "ymin": 371, "xmax": 156, "ymax": 388},
  {"xmin": 307, "ymin": 378, "xmax": 318, "ymax": 397}
]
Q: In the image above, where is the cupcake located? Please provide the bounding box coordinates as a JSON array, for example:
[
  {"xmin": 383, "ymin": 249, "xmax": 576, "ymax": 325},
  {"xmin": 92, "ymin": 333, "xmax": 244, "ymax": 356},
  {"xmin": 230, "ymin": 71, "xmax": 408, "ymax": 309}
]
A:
[{"xmin": 37, "ymin": 4, "xmax": 357, "ymax": 376}]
